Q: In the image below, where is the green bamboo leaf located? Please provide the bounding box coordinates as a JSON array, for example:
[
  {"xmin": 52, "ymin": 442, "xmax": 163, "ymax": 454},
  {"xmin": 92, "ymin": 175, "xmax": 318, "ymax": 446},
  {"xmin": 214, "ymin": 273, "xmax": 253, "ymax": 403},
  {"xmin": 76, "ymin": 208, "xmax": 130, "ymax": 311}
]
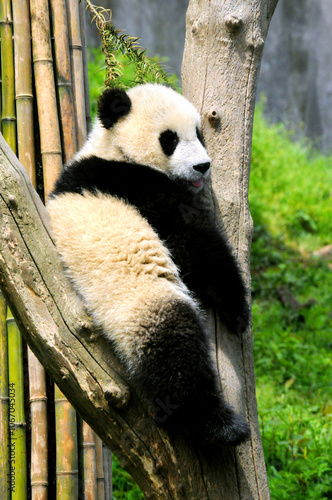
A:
[{"xmin": 86, "ymin": 0, "xmax": 178, "ymax": 90}]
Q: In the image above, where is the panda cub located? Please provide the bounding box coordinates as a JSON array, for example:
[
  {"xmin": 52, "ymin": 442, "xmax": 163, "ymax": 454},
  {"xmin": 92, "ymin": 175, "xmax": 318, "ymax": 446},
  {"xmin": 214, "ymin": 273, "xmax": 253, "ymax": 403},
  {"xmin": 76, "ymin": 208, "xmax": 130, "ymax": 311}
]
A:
[{"xmin": 48, "ymin": 84, "xmax": 250, "ymax": 446}]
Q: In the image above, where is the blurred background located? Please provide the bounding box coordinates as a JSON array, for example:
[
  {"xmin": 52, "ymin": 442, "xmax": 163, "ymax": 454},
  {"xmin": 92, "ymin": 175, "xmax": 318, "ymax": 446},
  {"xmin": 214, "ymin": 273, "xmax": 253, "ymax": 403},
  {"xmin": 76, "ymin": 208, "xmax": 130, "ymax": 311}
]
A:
[{"xmin": 86, "ymin": 0, "xmax": 332, "ymax": 153}]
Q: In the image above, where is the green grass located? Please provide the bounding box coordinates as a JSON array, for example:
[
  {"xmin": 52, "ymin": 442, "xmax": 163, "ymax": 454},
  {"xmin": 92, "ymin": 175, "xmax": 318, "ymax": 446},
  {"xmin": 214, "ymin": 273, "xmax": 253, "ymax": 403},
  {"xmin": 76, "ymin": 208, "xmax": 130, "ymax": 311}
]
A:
[
  {"xmin": 251, "ymin": 105, "xmax": 332, "ymax": 500},
  {"xmin": 250, "ymin": 102, "xmax": 332, "ymax": 253},
  {"xmin": 112, "ymin": 455, "xmax": 144, "ymax": 500},
  {"xmin": 87, "ymin": 50, "xmax": 331, "ymax": 499}
]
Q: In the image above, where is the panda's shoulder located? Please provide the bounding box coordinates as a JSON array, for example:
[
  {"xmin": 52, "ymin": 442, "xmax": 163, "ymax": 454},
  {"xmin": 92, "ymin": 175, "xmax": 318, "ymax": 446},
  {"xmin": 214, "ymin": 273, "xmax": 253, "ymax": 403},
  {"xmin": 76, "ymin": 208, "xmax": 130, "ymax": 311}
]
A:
[
  {"xmin": 49, "ymin": 155, "xmax": 182, "ymax": 210},
  {"xmin": 50, "ymin": 156, "xmax": 118, "ymax": 195},
  {"xmin": 51, "ymin": 156, "xmax": 154, "ymax": 197}
]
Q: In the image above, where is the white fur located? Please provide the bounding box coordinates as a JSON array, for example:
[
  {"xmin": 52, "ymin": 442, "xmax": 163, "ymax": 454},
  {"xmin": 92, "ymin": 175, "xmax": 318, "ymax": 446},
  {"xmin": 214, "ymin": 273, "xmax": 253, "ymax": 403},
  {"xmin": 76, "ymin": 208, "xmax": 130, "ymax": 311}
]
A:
[
  {"xmin": 48, "ymin": 192, "xmax": 198, "ymax": 371},
  {"xmin": 74, "ymin": 84, "xmax": 211, "ymax": 189}
]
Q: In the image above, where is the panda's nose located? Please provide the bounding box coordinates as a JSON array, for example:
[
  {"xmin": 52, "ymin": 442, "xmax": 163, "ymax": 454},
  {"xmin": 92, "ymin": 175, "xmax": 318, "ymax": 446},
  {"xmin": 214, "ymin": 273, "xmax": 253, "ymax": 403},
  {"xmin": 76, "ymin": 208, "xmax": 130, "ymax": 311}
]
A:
[{"xmin": 193, "ymin": 162, "xmax": 210, "ymax": 174}]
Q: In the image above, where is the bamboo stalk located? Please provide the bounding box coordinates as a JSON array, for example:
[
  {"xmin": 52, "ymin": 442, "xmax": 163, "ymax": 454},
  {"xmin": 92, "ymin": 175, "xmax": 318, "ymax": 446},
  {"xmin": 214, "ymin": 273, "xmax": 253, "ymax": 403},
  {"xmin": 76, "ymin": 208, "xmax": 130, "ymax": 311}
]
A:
[
  {"xmin": 0, "ymin": 36, "xmax": 9, "ymax": 500},
  {"xmin": 102, "ymin": 443, "xmax": 112, "ymax": 500},
  {"xmin": 67, "ymin": 5, "xmax": 103, "ymax": 499},
  {"xmin": 28, "ymin": 348, "xmax": 48, "ymax": 500},
  {"xmin": 79, "ymin": 0, "xmax": 92, "ymax": 134},
  {"xmin": 50, "ymin": 3, "xmax": 88, "ymax": 497},
  {"xmin": 7, "ymin": 307, "xmax": 27, "ymax": 500},
  {"xmin": 107, "ymin": 448, "xmax": 112, "ymax": 500},
  {"xmin": 0, "ymin": 3, "xmax": 27, "ymax": 497},
  {"xmin": 12, "ymin": 0, "xmax": 35, "ymax": 184},
  {"xmin": 50, "ymin": 4, "xmax": 99, "ymax": 498},
  {"xmin": 54, "ymin": 385, "xmax": 79, "ymax": 499},
  {"xmin": 30, "ymin": 0, "xmax": 63, "ymax": 196},
  {"xmin": 102, "ymin": 443, "xmax": 109, "ymax": 500},
  {"xmin": 78, "ymin": 416, "xmax": 83, "ymax": 499},
  {"xmin": 12, "ymin": 2, "xmax": 49, "ymax": 498},
  {"xmin": 82, "ymin": 421, "xmax": 97, "ymax": 499},
  {"xmin": 50, "ymin": 0, "xmax": 77, "ymax": 163},
  {"xmin": 0, "ymin": 46, "xmax": 2, "ymax": 120},
  {"xmin": 95, "ymin": 436, "xmax": 105, "ymax": 499},
  {"xmin": 0, "ymin": 291, "xmax": 10, "ymax": 500},
  {"xmin": 0, "ymin": 0, "xmax": 16, "ymax": 152},
  {"xmin": 66, "ymin": 0, "xmax": 87, "ymax": 149}
]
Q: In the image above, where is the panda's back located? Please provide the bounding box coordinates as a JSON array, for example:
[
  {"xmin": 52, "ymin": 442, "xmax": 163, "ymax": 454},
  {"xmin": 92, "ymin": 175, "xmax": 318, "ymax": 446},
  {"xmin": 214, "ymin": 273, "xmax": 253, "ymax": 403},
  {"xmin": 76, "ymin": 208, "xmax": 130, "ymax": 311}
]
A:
[
  {"xmin": 48, "ymin": 190, "xmax": 189, "ymax": 331},
  {"xmin": 48, "ymin": 189, "xmax": 183, "ymax": 281}
]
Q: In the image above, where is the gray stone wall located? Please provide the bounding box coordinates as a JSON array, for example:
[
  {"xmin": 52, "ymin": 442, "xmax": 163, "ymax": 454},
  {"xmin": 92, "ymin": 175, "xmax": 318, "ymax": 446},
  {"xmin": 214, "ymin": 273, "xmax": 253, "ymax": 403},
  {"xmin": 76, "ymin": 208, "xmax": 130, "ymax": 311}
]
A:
[
  {"xmin": 108, "ymin": 0, "xmax": 189, "ymax": 76},
  {"xmin": 85, "ymin": 0, "xmax": 189, "ymax": 77},
  {"xmin": 86, "ymin": 0, "xmax": 332, "ymax": 152},
  {"xmin": 258, "ymin": 0, "xmax": 332, "ymax": 152}
]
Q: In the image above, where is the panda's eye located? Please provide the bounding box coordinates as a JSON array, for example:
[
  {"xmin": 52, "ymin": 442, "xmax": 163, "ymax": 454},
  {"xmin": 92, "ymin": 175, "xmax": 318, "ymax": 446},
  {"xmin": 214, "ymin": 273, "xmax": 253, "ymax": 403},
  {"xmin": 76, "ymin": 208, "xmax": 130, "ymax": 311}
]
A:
[
  {"xmin": 159, "ymin": 130, "xmax": 179, "ymax": 156},
  {"xmin": 196, "ymin": 127, "xmax": 205, "ymax": 146}
]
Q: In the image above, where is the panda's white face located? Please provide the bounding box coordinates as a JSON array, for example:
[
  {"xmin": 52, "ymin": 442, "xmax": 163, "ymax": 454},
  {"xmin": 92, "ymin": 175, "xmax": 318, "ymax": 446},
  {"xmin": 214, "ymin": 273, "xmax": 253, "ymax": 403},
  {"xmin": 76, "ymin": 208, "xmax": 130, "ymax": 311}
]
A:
[{"xmin": 76, "ymin": 84, "xmax": 211, "ymax": 192}]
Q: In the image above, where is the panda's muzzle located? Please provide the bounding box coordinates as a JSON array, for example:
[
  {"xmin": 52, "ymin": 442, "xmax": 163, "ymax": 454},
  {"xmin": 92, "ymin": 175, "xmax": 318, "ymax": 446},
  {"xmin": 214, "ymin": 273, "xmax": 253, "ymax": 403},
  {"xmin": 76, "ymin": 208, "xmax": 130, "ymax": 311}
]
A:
[{"xmin": 193, "ymin": 162, "xmax": 210, "ymax": 174}]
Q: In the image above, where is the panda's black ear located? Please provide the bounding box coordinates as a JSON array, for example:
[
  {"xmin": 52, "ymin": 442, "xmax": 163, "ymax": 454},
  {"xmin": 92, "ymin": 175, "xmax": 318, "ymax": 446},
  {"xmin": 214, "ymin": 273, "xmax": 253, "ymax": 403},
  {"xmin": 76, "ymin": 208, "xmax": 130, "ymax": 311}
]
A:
[{"xmin": 97, "ymin": 88, "xmax": 132, "ymax": 129}]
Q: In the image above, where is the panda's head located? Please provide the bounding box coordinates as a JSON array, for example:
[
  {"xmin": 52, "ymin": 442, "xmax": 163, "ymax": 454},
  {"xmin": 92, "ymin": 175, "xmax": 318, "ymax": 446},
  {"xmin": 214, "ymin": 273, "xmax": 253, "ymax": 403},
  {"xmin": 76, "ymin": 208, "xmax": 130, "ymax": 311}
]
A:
[{"xmin": 79, "ymin": 84, "xmax": 211, "ymax": 191}]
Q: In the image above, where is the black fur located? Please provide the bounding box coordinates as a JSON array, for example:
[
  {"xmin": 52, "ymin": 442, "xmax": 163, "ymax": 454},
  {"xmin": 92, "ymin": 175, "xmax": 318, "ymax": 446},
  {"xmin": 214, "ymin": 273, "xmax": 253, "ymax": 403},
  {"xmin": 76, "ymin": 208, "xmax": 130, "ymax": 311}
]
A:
[
  {"xmin": 196, "ymin": 126, "xmax": 205, "ymax": 147},
  {"xmin": 134, "ymin": 298, "xmax": 250, "ymax": 445},
  {"xmin": 159, "ymin": 130, "xmax": 179, "ymax": 156},
  {"xmin": 51, "ymin": 156, "xmax": 249, "ymax": 334},
  {"xmin": 97, "ymin": 88, "xmax": 132, "ymax": 129}
]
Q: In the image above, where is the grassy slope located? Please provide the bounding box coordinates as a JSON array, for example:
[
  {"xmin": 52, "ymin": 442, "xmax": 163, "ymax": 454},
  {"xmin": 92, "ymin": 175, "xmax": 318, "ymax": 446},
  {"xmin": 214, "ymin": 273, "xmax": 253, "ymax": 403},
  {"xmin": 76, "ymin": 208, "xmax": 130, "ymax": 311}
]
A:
[
  {"xmin": 250, "ymin": 104, "xmax": 332, "ymax": 500},
  {"xmin": 87, "ymin": 52, "xmax": 331, "ymax": 499}
]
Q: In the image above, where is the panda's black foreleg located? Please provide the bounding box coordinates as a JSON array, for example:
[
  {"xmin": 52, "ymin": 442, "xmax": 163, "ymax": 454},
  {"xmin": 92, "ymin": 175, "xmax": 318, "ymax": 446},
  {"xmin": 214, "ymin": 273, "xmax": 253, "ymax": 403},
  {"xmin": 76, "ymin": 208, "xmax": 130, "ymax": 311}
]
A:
[
  {"xmin": 133, "ymin": 297, "xmax": 250, "ymax": 446},
  {"xmin": 174, "ymin": 224, "xmax": 250, "ymax": 335}
]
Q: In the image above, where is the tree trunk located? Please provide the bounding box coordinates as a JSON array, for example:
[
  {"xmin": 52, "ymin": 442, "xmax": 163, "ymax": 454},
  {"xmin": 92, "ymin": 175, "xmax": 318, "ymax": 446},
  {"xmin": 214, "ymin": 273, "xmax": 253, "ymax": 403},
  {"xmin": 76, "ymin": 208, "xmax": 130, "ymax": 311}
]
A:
[
  {"xmin": 181, "ymin": 0, "xmax": 279, "ymax": 498},
  {"xmin": 0, "ymin": 0, "xmax": 278, "ymax": 497}
]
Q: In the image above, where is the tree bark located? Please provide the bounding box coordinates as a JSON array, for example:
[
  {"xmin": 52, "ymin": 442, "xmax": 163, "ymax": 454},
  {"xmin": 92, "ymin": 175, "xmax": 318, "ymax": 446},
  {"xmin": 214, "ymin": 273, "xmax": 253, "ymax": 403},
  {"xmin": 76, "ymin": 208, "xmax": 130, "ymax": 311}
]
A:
[
  {"xmin": 182, "ymin": 0, "xmax": 279, "ymax": 498},
  {"xmin": 0, "ymin": 0, "xmax": 278, "ymax": 497}
]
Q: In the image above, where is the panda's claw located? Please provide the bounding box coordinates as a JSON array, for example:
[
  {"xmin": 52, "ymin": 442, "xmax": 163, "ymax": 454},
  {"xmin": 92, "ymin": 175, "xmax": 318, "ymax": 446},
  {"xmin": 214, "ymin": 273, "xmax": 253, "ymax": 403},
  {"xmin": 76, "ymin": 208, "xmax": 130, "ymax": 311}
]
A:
[{"xmin": 203, "ymin": 411, "xmax": 251, "ymax": 447}]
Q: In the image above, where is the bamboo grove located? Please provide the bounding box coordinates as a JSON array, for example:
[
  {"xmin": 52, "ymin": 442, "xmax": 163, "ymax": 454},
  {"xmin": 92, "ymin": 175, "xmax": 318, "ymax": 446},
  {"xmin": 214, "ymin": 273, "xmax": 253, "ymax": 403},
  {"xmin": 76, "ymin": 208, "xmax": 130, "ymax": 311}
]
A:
[{"xmin": 0, "ymin": 0, "xmax": 113, "ymax": 498}]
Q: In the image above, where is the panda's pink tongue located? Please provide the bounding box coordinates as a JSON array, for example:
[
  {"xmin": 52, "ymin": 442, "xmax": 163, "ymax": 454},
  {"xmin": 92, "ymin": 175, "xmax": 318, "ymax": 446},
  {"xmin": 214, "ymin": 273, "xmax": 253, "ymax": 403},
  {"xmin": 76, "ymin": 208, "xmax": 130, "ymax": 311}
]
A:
[{"xmin": 191, "ymin": 178, "xmax": 204, "ymax": 188}]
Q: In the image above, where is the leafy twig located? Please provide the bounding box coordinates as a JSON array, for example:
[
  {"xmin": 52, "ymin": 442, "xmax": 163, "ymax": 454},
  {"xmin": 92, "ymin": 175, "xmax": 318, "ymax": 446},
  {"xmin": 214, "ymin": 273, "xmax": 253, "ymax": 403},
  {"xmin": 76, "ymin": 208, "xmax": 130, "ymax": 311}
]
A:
[{"xmin": 85, "ymin": 0, "xmax": 177, "ymax": 89}]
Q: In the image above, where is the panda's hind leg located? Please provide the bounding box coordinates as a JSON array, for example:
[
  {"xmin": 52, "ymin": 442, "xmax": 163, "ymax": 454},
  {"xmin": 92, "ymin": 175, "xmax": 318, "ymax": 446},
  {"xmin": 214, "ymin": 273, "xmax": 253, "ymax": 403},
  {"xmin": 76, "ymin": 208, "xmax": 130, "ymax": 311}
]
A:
[{"xmin": 132, "ymin": 295, "xmax": 250, "ymax": 446}]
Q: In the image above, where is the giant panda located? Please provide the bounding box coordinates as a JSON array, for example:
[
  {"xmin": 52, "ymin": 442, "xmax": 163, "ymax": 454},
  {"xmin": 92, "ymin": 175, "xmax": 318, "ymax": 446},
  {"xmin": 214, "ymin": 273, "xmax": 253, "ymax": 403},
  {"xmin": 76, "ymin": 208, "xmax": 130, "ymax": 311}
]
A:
[{"xmin": 47, "ymin": 83, "xmax": 250, "ymax": 447}]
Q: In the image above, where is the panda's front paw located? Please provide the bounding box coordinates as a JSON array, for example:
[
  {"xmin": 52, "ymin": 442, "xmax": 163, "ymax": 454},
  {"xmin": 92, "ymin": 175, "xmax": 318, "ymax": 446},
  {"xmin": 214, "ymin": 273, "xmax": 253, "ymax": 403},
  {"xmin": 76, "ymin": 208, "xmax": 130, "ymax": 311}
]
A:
[
  {"xmin": 201, "ymin": 406, "xmax": 251, "ymax": 447},
  {"xmin": 205, "ymin": 288, "xmax": 249, "ymax": 335},
  {"xmin": 220, "ymin": 296, "xmax": 250, "ymax": 336},
  {"xmin": 214, "ymin": 412, "xmax": 251, "ymax": 446}
]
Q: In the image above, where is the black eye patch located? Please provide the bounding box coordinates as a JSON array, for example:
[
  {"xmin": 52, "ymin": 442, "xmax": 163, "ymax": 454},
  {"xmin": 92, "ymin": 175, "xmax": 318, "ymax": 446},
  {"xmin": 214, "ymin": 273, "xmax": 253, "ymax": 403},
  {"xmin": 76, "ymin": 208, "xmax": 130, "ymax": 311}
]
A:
[
  {"xmin": 159, "ymin": 130, "xmax": 179, "ymax": 156},
  {"xmin": 196, "ymin": 127, "xmax": 205, "ymax": 147}
]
